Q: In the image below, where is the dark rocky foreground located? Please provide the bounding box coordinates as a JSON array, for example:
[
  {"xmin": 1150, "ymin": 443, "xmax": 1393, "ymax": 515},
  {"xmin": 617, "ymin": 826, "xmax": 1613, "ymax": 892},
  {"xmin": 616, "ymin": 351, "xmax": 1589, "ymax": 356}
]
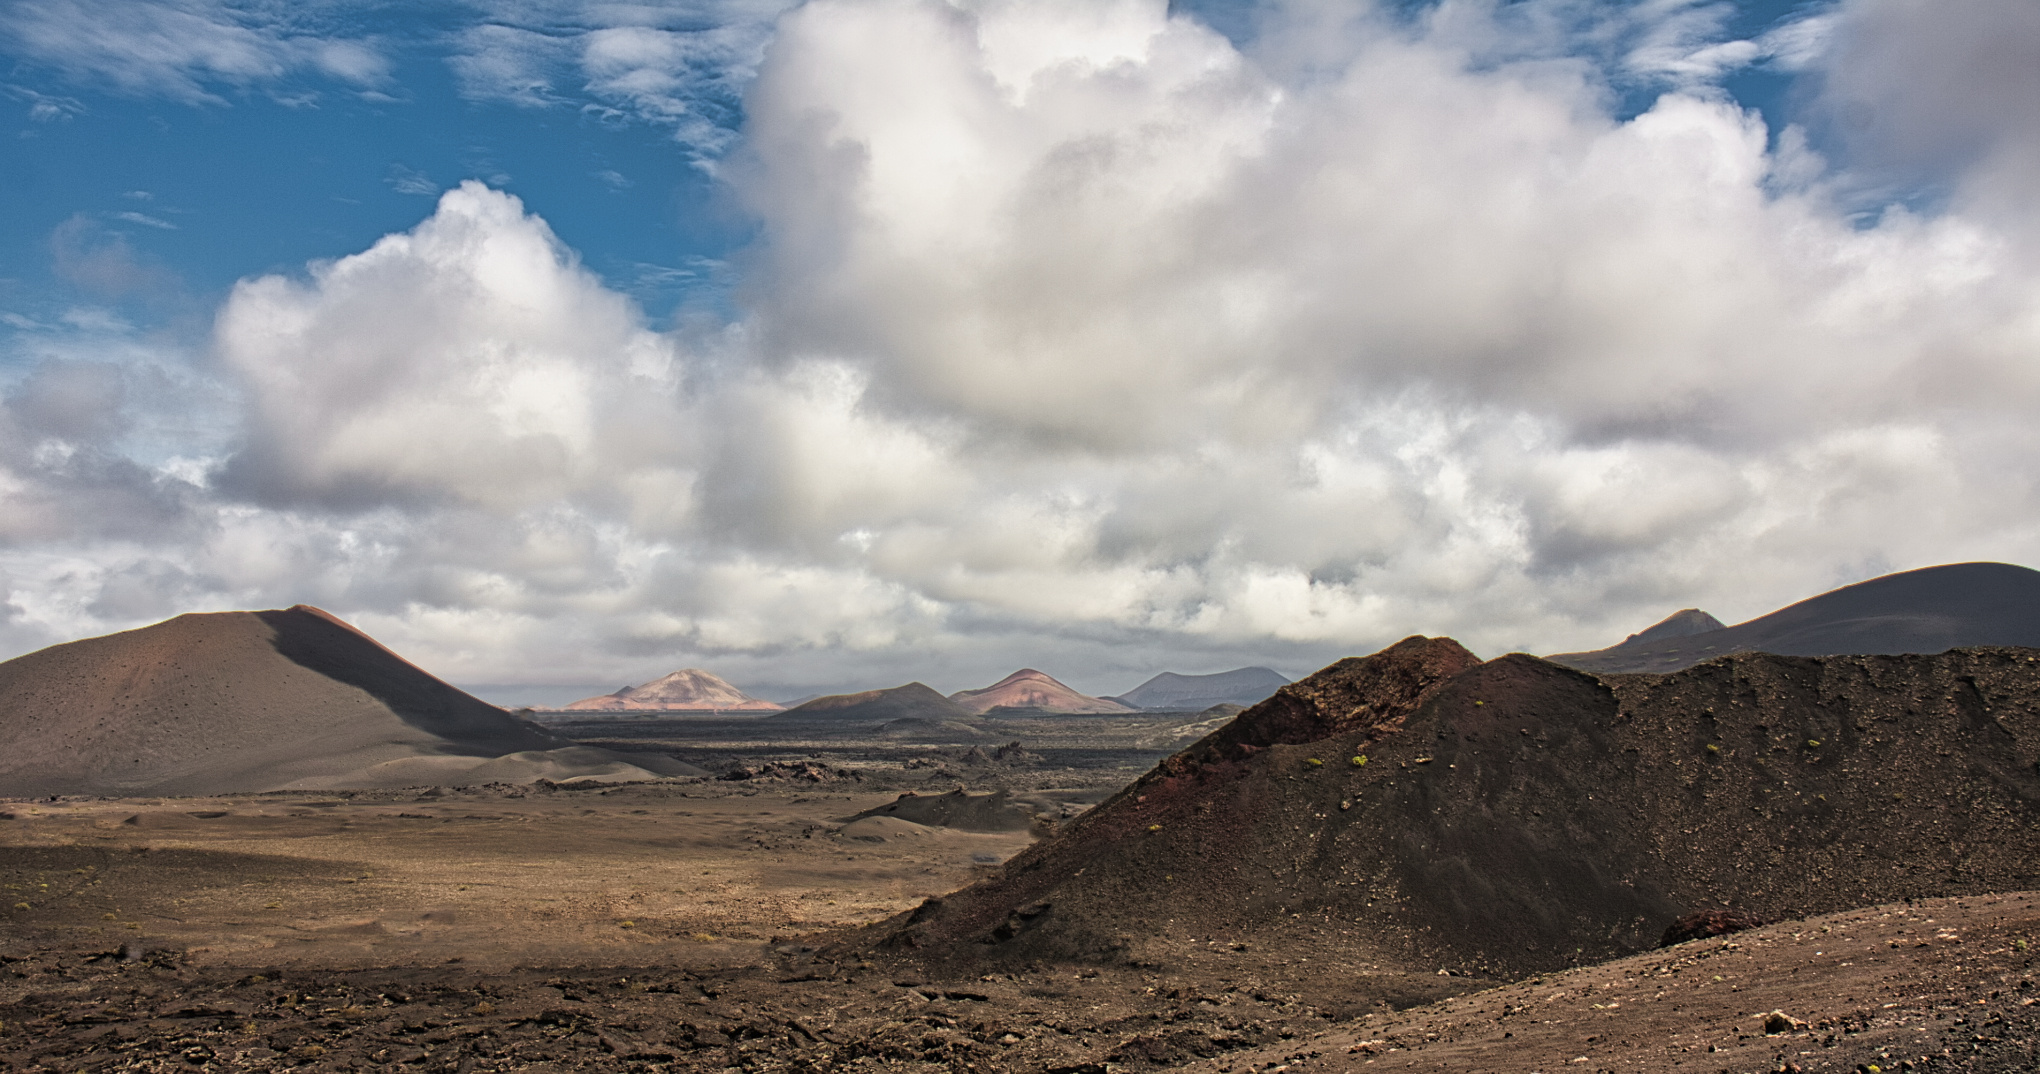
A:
[{"xmin": 3, "ymin": 892, "xmax": 2039, "ymax": 1072}]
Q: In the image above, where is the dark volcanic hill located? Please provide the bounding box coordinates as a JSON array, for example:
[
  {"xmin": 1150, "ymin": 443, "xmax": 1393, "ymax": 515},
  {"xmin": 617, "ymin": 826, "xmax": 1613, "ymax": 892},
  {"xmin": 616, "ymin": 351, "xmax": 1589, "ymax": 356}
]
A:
[
  {"xmin": 1622, "ymin": 607, "xmax": 1726, "ymax": 644},
  {"xmin": 1107, "ymin": 666, "xmax": 1290, "ymax": 710},
  {"xmin": 1548, "ymin": 561, "xmax": 2040, "ymax": 673},
  {"xmin": 774, "ymin": 682, "xmax": 977, "ymax": 724},
  {"xmin": 0, "ymin": 606, "xmax": 574, "ymax": 798},
  {"xmin": 860, "ymin": 636, "xmax": 2040, "ymax": 980}
]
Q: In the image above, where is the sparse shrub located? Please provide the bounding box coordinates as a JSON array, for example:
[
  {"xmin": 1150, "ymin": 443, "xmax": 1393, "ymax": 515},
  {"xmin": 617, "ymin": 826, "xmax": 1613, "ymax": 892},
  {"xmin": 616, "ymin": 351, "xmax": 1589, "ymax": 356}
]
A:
[
  {"xmin": 1351, "ymin": 755, "xmax": 1367, "ymax": 767},
  {"xmin": 1146, "ymin": 824, "xmax": 1163, "ymax": 833},
  {"xmin": 1305, "ymin": 758, "xmax": 1322, "ymax": 767},
  {"xmin": 1705, "ymin": 744, "xmax": 1720, "ymax": 755},
  {"xmin": 1806, "ymin": 739, "xmax": 1821, "ymax": 748}
]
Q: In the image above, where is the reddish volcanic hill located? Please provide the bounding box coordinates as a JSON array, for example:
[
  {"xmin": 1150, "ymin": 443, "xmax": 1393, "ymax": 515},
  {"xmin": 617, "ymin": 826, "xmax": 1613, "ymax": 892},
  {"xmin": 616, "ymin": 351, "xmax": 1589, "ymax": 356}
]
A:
[
  {"xmin": 861, "ymin": 636, "xmax": 2040, "ymax": 980},
  {"xmin": 949, "ymin": 669, "xmax": 1134, "ymax": 715},
  {"xmin": 1549, "ymin": 561, "xmax": 2040, "ymax": 673},
  {"xmin": 564, "ymin": 668, "xmax": 782, "ymax": 712},
  {"xmin": 0, "ymin": 606, "xmax": 700, "ymax": 797}
]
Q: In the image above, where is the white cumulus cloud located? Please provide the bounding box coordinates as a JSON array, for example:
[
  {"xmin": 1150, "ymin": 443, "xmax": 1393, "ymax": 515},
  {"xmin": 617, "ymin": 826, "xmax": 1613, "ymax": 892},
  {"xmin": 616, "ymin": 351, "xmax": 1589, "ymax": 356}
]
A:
[
  {"xmin": 215, "ymin": 182, "xmax": 689, "ymax": 513},
  {"xmin": 5, "ymin": 0, "xmax": 2040, "ymax": 703}
]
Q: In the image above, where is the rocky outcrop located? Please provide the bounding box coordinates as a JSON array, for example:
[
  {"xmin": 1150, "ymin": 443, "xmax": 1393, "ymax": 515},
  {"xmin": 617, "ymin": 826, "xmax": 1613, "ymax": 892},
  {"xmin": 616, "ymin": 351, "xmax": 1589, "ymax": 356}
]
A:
[{"xmin": 856, "ymin": 636, "xmax": 2040, "ymax": 980}]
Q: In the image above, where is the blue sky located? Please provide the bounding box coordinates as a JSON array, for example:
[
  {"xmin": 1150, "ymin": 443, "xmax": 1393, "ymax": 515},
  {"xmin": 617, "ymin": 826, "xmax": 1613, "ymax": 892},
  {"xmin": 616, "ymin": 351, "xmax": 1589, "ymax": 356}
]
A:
[
  {"xmin": 2, "ymin": 0, "xmax": 1827, "ymax": 332},
  {"xmin": 3, "ymin": 0, "xmax": 2038, "ymax": 705},
  {"xmin": 2, "ymin": 1, "xmax": 773, "ymax": 333}
]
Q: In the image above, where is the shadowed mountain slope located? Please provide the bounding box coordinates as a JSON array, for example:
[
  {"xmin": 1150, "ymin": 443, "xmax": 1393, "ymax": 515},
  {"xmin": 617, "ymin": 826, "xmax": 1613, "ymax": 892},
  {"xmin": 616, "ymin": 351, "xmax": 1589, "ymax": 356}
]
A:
[
  {"xmin": 564, "ymin": 668, "xmax": 782, "ymax": 712},
  {"xmin": 858, "ymin": 637, "xmax": 2040, "ymax": 980},
  {"xmin": 1548, "ymin": 561, "xmax": 2040, "ymax": 673},
  {"xmin": 0, "ymin": 606, "xmax": 590, "ymax": 797},
  {"xmin": 1106, "ymin": 666, "xmax": 1290, "ymax": 710},
  {"xmin": 1624, "ymin": 607, "xmax": 1726, "ymax": 644},
  {"xmin": 774, "ymin": 682, "xmax": 977, "ymax": 724},
  {"xmin": 949, "ymin": 669, "xmax": 1134, "ymax": 714}
]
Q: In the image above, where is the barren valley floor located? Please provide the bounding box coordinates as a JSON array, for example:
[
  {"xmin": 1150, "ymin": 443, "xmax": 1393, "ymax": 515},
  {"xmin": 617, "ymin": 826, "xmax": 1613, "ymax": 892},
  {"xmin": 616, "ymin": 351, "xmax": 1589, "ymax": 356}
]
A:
[{"xmin": 1, "ymin": 717, "xmax": 2037, "ymax": 1072}]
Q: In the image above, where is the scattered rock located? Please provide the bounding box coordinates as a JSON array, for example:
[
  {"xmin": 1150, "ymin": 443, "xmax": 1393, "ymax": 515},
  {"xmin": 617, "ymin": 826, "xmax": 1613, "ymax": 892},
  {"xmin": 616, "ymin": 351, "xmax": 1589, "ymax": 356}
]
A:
[
  {"xmin": 1661, "ymin": 909, "xmax": 1772, "ymax": 947},
  {"xmin": 956, "ymin": 742, "xmax": 1041, "ymax": 766},
  {"xmin": 719, "ymin": 761, "xmax": 857, "ymax": 783},
  {"xmin": 1763, "ymin": 1009, "xmax": 1808, "ymax": 1034}
]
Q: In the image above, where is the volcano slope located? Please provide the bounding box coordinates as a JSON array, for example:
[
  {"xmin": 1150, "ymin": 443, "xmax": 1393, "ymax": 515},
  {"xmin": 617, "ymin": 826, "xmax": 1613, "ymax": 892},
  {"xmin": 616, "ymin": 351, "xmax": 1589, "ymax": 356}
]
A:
[
  {"xmin": 860, "ymin": 636, "xmax": 2040, "ymax": 982},
  {"xmin": 1550, "ymin": 560, "xmax": 2040, "ymax": 673},
  {"xmin": 0, "ymin": 606, "xmax": 699, "ymax": 797}
]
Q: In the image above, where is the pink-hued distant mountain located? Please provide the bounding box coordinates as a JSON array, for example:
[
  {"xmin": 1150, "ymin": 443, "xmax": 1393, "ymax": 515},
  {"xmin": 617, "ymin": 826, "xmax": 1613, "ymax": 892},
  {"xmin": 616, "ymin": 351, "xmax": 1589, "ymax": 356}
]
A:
[
  {"xmin": 564, "ymin": 669, "xmax": 783, "ymax": 712},
  {"xmin": 948, "ymin": 669, "xmax": 1135, "ymax": 715}
]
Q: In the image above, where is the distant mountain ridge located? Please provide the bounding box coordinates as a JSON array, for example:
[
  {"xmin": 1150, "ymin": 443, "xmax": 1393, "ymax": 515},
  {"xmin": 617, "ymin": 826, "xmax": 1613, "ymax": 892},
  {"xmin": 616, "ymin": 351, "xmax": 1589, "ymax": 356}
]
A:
[
  {"xmin": 1547, "ymin": 562, "xmax": 2040, "ymax": 674},
  {"xmin": 564, "ymin": 668, "xmax": 782, "ymax": 712},
  {"xmin": 949, "ymin": 669, "xmax": 1134, "ymax": 714},
  {"xmin": 775, "ymin": 682, "xmax": 976, "ymax": 723},
  {"xmin": 1107, "ymin": 666, "xmax": 1290, "ymax": 710}
]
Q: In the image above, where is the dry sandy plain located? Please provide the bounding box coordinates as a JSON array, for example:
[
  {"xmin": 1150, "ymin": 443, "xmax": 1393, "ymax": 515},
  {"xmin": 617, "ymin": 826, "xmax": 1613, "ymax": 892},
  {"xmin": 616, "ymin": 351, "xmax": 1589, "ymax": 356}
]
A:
[{"xmin": 0, "ymin": 780, "xmax": 1039, "ymax": 972}]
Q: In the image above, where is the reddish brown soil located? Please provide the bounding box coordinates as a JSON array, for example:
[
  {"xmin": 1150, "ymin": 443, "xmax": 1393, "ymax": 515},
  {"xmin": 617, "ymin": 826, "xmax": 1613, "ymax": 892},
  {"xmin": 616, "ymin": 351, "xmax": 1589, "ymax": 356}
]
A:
[{"xmin": 1219, "ymin": 892, "xmax": 2040, "ymax": 1074}]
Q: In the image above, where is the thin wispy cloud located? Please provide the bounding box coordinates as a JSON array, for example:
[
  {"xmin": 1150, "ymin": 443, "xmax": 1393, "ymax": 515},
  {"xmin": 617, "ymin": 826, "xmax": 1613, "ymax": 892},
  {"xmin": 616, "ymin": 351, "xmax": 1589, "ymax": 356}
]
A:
[
  {"xmin": 0, "ymin": 0, "xmax": 390, "ymax": 105},
  {"xmin": 114, "ymin": 211, "xmax": 177, "ymax": 230},
  {"xmin": 448, "ymin": 23, "xmax": 577, "ymax": 109},
  {"xmin": 3, "ymin": 83, "xmax": 85, "ymax": 121},
  {"xmin": 385, "ymin": 163, "xmax": 439, "ymax": 196},
  {"xmin": 448, "ymin": 0, "xmax": 794, "ymax": 160},
  {"xmin": 48, "ymin": 215, "xmax": 175, "ymax": 298}
]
